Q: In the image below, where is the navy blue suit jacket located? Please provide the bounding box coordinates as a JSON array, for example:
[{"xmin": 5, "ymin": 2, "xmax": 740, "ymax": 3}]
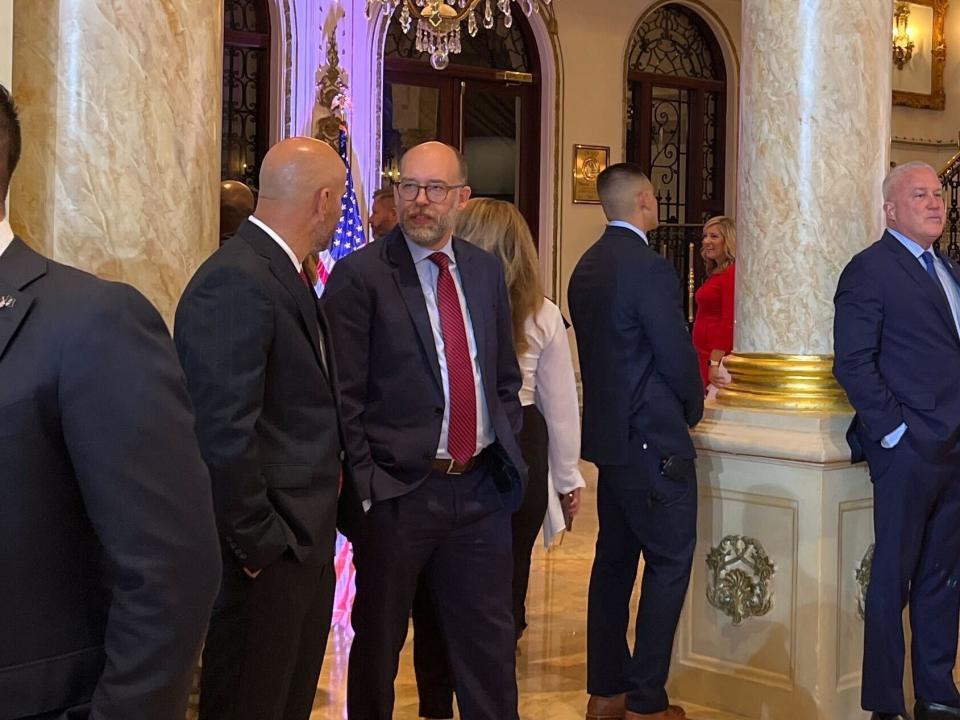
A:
[
  {"xmin": 321, "ymin": 228, "xmax": 526, "ymax": 516},
  {"xmin": 175, "ymin": 220, "xmax": 345, "ymax": 572},
  {"xmin": 834, "ymin": 230, "xmax": 960, "ymax": 467},
  {"xmin": 0, "ymin": 238, "xmax": 221, "ymax": 720},
  {"xmin": 568, "ymin": 225, "xmax": 703, "ymax": 464}
]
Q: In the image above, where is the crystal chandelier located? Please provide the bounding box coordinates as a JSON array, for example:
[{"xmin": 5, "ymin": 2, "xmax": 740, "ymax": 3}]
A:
[{"xmin": 367, "ymin": 0, "xmax": 551, "ymax": 70}]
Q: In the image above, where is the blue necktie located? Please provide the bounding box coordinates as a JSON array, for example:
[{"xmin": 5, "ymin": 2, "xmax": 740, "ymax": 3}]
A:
[{"xmin": 921, "ymin": 251, "xmax": 947, "ymax": 298}]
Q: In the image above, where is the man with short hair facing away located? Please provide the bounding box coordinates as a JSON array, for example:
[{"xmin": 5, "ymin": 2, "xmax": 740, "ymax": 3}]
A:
[
  {"xmin": 175, "ymin": 137, "xmax": 347, "ymax": 720},
  {"xmin": 834, "ymin": 161, "xmax": 960, "ymax": 720},
  {"xmin": 220, "ymin": 179, "xmax": 255, "ymax": 246},
  {"xmin": 0, "ymin": 83, "xmax": 221, "ymax": 720},
  {"xmin": 568, "ymin": 163, "xmax": 703, "ymax": 720},
  {"xmin": 323, "ymin": 141, "xmax": 526, "ymax": 720},
  {"xmin": 368, "ymin": 186, "xmax": 398, "ymax": 241}
]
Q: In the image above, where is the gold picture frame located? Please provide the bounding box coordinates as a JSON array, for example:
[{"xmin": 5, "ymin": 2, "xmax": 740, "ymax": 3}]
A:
[
  {"xmin": 893, "ymin": 0, "xmax": 949, "ymax": 110},
  {"xmin": 572, "ymin": 144, "xmax": 610, "ymax": 204}
]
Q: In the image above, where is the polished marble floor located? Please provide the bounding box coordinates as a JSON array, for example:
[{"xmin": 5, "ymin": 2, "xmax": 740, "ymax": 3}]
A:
[{"xmin": 311, "ymin": 463, "xmax": 741, "ymax": 720}]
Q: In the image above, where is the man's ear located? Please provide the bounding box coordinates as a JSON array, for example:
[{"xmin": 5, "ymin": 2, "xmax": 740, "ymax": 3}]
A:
[
  {"xmin": 457, "ymin": 185, "xmax": 472, "ymax": 209},
  {"xmin": 882, "ymin": 200, "xmax": 895, "ymax": 224},
  {"xmin": 316, "ymin": 187, "xmax": 331, "ymax": 217}
]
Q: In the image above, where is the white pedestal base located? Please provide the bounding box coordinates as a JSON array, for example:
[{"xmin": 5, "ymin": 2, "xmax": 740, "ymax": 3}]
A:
[{"xmin": 667, "ymin": 403, "xmax": 874, "ymax": 719}]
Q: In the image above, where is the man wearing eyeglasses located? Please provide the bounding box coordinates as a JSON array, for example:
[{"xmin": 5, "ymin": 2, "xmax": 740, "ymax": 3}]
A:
[{"xmin": 323, "ymin": 141, "xmax": 526, "ymax": 720}]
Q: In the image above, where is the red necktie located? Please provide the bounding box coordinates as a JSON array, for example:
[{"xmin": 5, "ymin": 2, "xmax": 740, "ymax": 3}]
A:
[{"xmin": 428, "ymin": 252, "xmax": 477, "ymax": 465}]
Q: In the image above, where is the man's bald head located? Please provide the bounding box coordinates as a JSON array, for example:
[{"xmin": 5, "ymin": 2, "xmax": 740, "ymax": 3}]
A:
[
  {"xmin": 254, "ymin": 137, "xmax": 347, "ymax": 258},
  {"xmin": 220, "ymin": 180, "xmax": 255, "ymax": 243},
  {"xmin": 596, "ymin": 163, "xmax": 659, "ymax": 232},
  {"xmin": 399, "ymin": 141, "xmax": 468, "ymax": 185},
  {"xmin": 258, "ymin": 137, "xmax": 345, "ymax": 202}
]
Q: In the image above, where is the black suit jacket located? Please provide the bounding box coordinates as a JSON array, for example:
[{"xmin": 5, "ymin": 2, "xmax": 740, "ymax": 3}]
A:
[
  {"xmin": 321, "ymin": 228, "xmax": 525, "ymax": 514},
  {"xmin": 0, "ymin": 238, "xmax": 221, "ymax": 720},
  {"xmin": 834, "ymin": 230, "xmax": 960, "ymax": 466},
  {"xmin": 568, "ymin": 225, "xmax": 704, "ymax": 464},
  {"xmin": 174, "ymin": 220, "xmax": 344, "ymax": 571}
]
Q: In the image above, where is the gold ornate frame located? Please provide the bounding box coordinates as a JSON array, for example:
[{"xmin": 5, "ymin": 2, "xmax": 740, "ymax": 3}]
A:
[{"xmin": 893, "ymin": 0, "xmax": 949, "ymax": 110}]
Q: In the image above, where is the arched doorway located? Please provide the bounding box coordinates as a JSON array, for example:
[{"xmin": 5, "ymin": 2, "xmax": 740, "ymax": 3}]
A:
[
  {"xmin": 221, "ymin": 0, "xmax": 272, "ymax": 190},
  {"xmin": 381, "ymin": 10, "xmax": 543, "ymax": 243},
  {"xmin": 626, "ymin": 3, "xmax": 726, "ymax": 225}
]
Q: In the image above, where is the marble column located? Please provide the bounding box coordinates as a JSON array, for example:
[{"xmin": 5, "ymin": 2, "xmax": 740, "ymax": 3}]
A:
[
  {"xmin": 735, "ymin": 0, "xmax": 891, "ymax": 355},
  {"xmin": 667, "ymin": 2, "xmax": 893, "ymax": 719},
  {"xmin": 10, "ymin": 0, "xmax": 222, "ymax": 326}
]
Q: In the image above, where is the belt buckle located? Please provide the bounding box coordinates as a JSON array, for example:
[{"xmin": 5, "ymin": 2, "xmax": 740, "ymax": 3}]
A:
[{"xmin": 446, "ymin": 458, "xmax": 464, "ymax": 475}]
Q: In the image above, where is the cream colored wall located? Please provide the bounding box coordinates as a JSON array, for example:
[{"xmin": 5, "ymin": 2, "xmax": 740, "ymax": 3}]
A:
[
  {"xmin": 0, "ymin": 0, "xmax": 11, "ymax": 89},
  {"xmin": 552, "ymin": 0, "xmax": 742, "ymax": 311},
  {"xmin": 891, "ymin": 10, "xmax": 960, "ymax": 169}
]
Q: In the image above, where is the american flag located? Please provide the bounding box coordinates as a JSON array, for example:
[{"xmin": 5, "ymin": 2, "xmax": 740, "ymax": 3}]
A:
[
  {"xmin": 319, "ymin": 127, "xmax": 366, "ymax": 633},
  {"xmin": 315, "ymin": 127, "xmax": 367, "ymax": 296}
]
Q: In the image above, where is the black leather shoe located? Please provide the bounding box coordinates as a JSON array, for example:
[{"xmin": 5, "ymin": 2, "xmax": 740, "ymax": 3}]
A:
[
  {"xmin": 871, "ymin": 713, "xmax": 911, "ymax": 720},
  {"xmin": 915, "ymin": 699, "xmax": 960, "ymax": 720}
]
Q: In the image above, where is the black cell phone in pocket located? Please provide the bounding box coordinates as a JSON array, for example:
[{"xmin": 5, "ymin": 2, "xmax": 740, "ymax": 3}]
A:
[{"xmin": 659, "ymin": 455, "xmax": 694, "ymax": 482}]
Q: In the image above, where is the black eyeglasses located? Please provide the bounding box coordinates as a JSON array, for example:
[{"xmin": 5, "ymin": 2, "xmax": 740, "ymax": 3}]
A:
[{"xmin": 394, "ymin": 181, "xmax": 465, "ymax": 203}]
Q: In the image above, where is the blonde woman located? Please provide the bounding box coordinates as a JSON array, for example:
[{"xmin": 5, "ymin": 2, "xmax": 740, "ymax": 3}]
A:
[
  {"xmin": 693, "ymin": 215, "xmax": 736, "ymax": 390},
  {"xmin": 411, "ymin": 198, "xmax": 586, "ymax": 720}
]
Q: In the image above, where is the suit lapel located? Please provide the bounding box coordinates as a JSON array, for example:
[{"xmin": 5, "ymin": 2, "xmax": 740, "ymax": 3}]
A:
[
  {"xmin": 883, "ymin": 231, "xmax": 958, "ymax": 341},
  {"xmin": 386, "ymin": 231, "xmax": 443, "ymax": 392},
  {"xmin": 0, "ymin": 238, "xmax": 45, "ymax": 360},
  {"xmin": 242, "ymin": 221, "xmax": 326, "ymax": 370},
  {"xmin": 941, "ymin": 250, "xmax": 960, "ymax": 290},
  {"xmin": 453, "ymin": 238, "xmax": 486, "ymax": 378}
]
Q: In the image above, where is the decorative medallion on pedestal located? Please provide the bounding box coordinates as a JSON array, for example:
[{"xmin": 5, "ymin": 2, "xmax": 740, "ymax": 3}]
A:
[
  {"xmin": 705, "ymin": 535, "xmax": 776, "ymax": 625},
  {"xmin": 855, "ymin": 543, "xmax": 874, "ymax": 621}
]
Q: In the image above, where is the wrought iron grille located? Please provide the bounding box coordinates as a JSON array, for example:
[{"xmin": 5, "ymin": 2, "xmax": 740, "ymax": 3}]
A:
[
  {"xmin": 650, "ymin": 86, "xmax": 689, "ymax": 224},
  {"xmin": 221, "ymin": 0, "xmax": 270, "ymax": 189},
  {"xmin": 628, "ymin": 5, "xmax": 721, "ymax": 80},
  {"xmin": 627, "ymin": 4, "xmax": 725, "ymax": 227},
  {"xmin": 702, "ymin": 91, "xmax": 720, "ymax": 214},
  {"xmin": 647, "ymin": 223, "xmax": 706, "ymax": 324},
  {"xmin": 225, "ymin": 0, "xmax": 268, "ymax": 33},
  {"xmin": 940, "ymin": 153, "xmax": 960, "ymax": 261},
  {"xmin": 385, "ymin": 8, "xmax": 531, "ymax": 72}
]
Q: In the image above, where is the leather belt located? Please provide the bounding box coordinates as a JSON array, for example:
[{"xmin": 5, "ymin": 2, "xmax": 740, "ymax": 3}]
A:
[{"xmin": 430, "ymin": 455, "xmax": 480, "ymax": 475}]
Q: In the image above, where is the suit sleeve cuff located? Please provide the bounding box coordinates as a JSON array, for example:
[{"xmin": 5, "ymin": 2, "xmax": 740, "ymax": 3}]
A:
[{"xmin": 880, "ymin": 422, "xmax": 908, "ymax": 449}]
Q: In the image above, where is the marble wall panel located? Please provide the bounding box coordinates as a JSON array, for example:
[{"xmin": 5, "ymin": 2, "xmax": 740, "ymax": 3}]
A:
[
  {"xmin": 11, "ymin": 0, "xmax": 222, "ymax": 326},
  {"xmin": 736, "ymin": 0, "xmax": 891, "ymax": 355}
]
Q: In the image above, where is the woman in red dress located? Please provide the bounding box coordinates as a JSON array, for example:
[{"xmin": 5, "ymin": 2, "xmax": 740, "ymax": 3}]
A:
[{"xmin": 692, "ymin": 216, "xmax": 736, "ymax": 390}]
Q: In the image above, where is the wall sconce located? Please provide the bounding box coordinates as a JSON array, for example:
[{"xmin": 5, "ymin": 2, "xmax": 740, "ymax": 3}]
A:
[{"xmin": 892, "ymin": 1, "xmax": 915, "ymax": 70}]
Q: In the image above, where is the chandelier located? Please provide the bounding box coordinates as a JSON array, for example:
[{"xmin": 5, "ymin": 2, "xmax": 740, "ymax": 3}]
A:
[
  {"xmin": 892, "ymin": 0, "xmax": 915, "ymax": 70},
  {"xmin": 367, "ymin": 0, "xmax": 551, "ymax": 70}
]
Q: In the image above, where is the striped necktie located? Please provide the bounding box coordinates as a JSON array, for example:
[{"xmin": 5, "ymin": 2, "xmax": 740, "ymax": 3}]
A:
[{"xmin": 428, "ymin": 252, "xmax": 476, "ymax": 465}]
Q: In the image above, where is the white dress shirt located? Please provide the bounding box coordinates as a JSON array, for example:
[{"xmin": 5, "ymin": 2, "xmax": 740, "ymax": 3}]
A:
[
  {"xmin": 405, "ymin": 236, "xmax": 494, "ymax": 459},
  {"xmin": 0, "ymin": 215, "xmax": 14, "ymax": 258},
  {"xmin": 519, "ymin": 299, "xmax": 587, "ymax": 546},
  {"xmin": 607, "ymin": 220, "xmax": 650, "ymax": 245},
  {"xmin": 248, "ymin": 215, "xmax": 327, "ymax": 369},
  {"xmin": 249, "ymin": 215, "xmax": 301, "ymax": 274},
  {"xmin": 880, "ymin": 228, "xmax": 960, "ymax": 448}
]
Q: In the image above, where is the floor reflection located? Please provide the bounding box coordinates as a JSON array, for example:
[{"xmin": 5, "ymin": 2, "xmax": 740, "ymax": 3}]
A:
[{"xmin": 313, "ymin": 461, "xmax": 729, "ymax": 719}]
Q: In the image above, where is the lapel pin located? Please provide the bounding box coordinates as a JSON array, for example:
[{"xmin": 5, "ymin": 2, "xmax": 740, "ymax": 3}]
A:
[{"xmin": 0, "ymin": 295, "xmax": 15, "ymax": 309}]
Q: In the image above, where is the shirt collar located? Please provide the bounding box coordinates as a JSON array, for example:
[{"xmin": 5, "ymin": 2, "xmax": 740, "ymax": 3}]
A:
[
  {"xmin": 404, "ymin": 234, "xmax": 456, "ymax": 266},
  {"xmin": 249, "ymin": 215, "xmax": 301, "ymax": 273},
  {"xmin": 607, "ymin": 220, "xmax": 649, "ymax": 245},
  {"xmin": 887, "ymin": 227, "xmax": 930, "ymax": 260},
  {"xmin": 0, "ymin": 215, "xmax": 14, "ymax": 259}
]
